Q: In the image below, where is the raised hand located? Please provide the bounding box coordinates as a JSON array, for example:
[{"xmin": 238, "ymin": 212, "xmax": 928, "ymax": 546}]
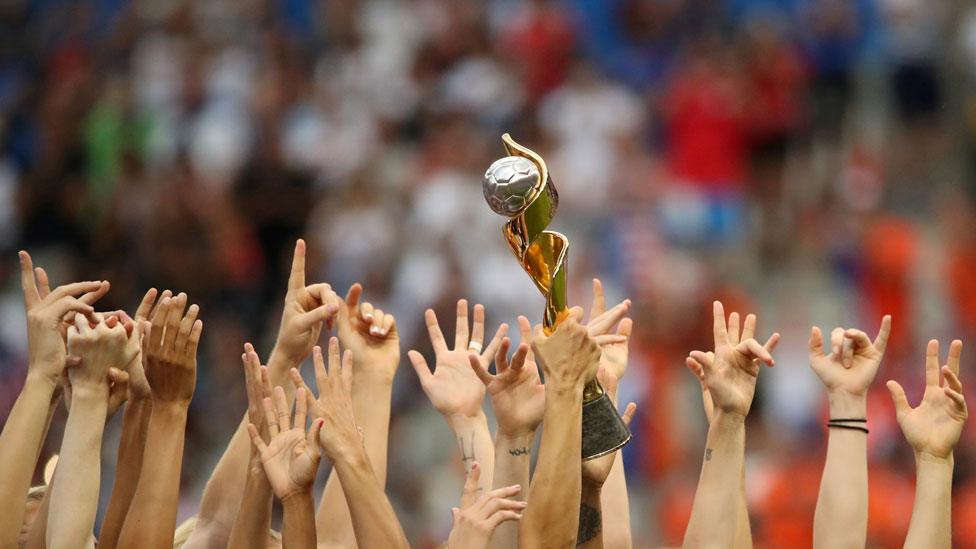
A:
[
  {"xmin": 20, "ymin": 251, "xmax": 109, "ymax": 382},
  {"xmin": 447, "ymin": 462, "xmax": 524, "ymax": 549},
  {"xmin": 686, "ymin": 310, "xmax": 780, "ymax": 422},
  {"xmin": 273, "ymin": 239, "xmax": 339, "ymax": 365},
  {"xmin": 248, "ymin": 386, "xmax": 323, "ymax": 500},
  {"xmin": 409, "ymin": 300, "xmax": 507, "ymax": 419},
  {"xmin": 66, "ymin": 314, "xmax": 134, "ymax": 391},
  {"xmin": 289, "ymin": 339, "xmax": 362, "ymax": 460},
  {"xmin": 531, "ymin": 308, "xmax": 601, "ymax": 391},
  {"xmin": 887, "ymin": 340, "xmax": 968, "ymax": 460},
  {"xmin": 470, "ymin": 316, "xmax": 544, "ymax": 437},
  {"xmin": 331, "ymin": 283, "xmax": 400, "ymax": 381},
  {"xmin": 688, "ymin": 302, "xmax": 776, "ymax": 419},
  {"xmin": 586, "ymin": 279, "xmax": 633, "ymax": 380},
  {"xmin": 810, "ymin": 316, "xmax": 891, "ymax": 416},
  {"xmin": 144, "ymin": 294, "xmax": 201, "ymax": 406}
]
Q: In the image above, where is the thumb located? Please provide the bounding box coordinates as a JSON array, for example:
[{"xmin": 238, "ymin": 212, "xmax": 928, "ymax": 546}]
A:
[
  {"xmin": 452, "ymin": 507, "xmax": 460, "ymax": 523},
  {"xmin": 886, "ymin": 380, "xmax": 910, "ymax": 417},
  {"xmin": 408, "ymin": 351, "xmax": 433, "ymax": 386},
  {"xmin": 308, "ymin": 418, "xmax": 324, "ymax": 456}
]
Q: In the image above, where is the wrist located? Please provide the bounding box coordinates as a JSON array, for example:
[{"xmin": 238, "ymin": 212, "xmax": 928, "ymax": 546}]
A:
[
  {"xmin": 915, "ymin": 450, "xmax": 955, "ymax": 467},
  {"xmin": 267, "ymin": 346, "xmax": 303, "ymax": 374},
  {"xmin": 711, "ymin": 410, "xmax": 747, "ymax": 427},
  {"xmin": 497, "ymin": 430, "xmax": 536, "ymax": 446},
  {"xmin": 150, "ymin": 401, "xmax": 190, "ymax": 420},
  {"xmin": 447, "ymin": 410, "xmax": 489, "ymax": 432},
  {"xmin": 827, "ymin": 391, "xmax": 867, "ymax": 418},
  {"xmin": 25, "ymin": 370, "xmax": 61, "ymax": 393},
  {"xmin": 279, "ymin": 485, "xmax": 314, "ymax": 506}
]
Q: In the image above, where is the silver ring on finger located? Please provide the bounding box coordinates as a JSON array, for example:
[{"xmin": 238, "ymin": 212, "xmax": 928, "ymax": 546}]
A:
[{"xmin": 468, "ymin": 341, "xmax": 483, "ymax": 353}]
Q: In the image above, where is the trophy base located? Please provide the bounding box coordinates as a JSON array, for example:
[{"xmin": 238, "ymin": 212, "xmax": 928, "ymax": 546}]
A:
[{"xmin": 581, "ymin": 392, "xmax": 632, "ymax": 461}]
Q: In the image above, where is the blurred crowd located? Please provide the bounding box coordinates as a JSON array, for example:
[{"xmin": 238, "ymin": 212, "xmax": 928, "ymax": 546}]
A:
[{"xmin": 3, "ymin": 0, "xmax": 976, "ymax": 546}]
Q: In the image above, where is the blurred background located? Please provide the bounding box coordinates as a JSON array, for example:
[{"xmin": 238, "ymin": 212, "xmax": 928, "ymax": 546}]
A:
[{"xmin": 2, "ymin": 0, "xmax": 976, "ymax": 546}]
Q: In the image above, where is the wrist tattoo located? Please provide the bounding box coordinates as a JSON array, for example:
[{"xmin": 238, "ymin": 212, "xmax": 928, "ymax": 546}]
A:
[
  {"xmin": 458, "ymin": 433, "xmax": 475, "ymax": 464},
  {"xmin": 705, "ymin": 448, "xmax": 713, "ymax": 461},
  {"xmin": 576, "ymin": 503, "xmax": 602, "ymax": 545},
  {"xmin": 508, "ymin": 447, "xmax": 530, "ymax": 457}
]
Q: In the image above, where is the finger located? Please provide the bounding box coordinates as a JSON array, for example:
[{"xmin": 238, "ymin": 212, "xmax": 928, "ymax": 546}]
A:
[
  {"xmin": 341, "ymin": 349, "xmax": 353, "ymax": 395},
  {"xmin": 259, "ymin": 365, "xmax": 272, "ymax": 402},
  {"xmin": 262, "ymin": 396, "xmax": 279, "ymax": 436},
  {"xmin": 360, "ymin": 302, "xmax": 375, "ymax": 324},
  {"xmin": 243, "ymin": 349, "xmax": 258, "ymax": 404},
  {"xmin": 947, "ymin": 339, "xmax": 963, "ymax": 377},
  {"xmin": 327, "ymin": 337, "xmax": 341, "ymax": 378},
  {"xmin": 886, "ymin": 380, "xmax": 911, "ymax": 417},
  {"xmin": 690, "ymin": 350, "xmax": 713, "ymax": 374},
  {"xmin": 494, "ymin": 338, "xmax": 512, "ymax": 374},
  {"xmin": 486, "ymin": 510, "xmax": 523, "ymax": 529},
  {"xmin": 273, "ymin": 385, "xmax": 291, "ymax": 430},
  {"xmin": 829, "ymin": 328, "xmax": 845, "ymax": 360},
  {"xmin": 463, "ymin": 461, "xmax": 481, "ymax": 499},
  {"xmin": 925, "ymin": 339, "xmax": 940, "ymax": 387},
  {"xmin": 841, "ymin": 335, "xmax": 854, "ymax": 369},
  {"xmin": 484, "ymin": 484, "xmax": 522, "ymax": 500},
  {"xmin": 763, "ymin": 333, "xmax": 781, "ymax": 354},
  {"xmin": 369, "ymin": 308, "xmax": 385, "ymax": 336},
  {"xmin": 873, "ymin": 315, "xmax": 892, "ymax": 354},
  {"xmin": 381, "ymin": 313, "xmax": 396, "ymax": 337},
  {"xmin": 727, "ymin": 312, "xmax": 740, "ymax": 344},
  {"xmin": 621, "ymin": 402, "xmax": 637, "ymax": 426},
  {"xmin": 149, "ymin": 297, "xmax": 170, "ymax": 351},
  {"xmin": 294, "ymin": 387, "xmax": 307, "ymax": 430},
  {"xmin": 809, "ymin": 327, "xmax": 824, "ymax": 358},
  {"xmin": 408, "ymin": 350, "xmax": 433, "ymax": 386},
  {"xmin": 479, "ymin": 494, "xmax": 527, "ymax": 515},
  {"xmin": 737, "ymin": 338, "xmax": 774, "ymax": 366},
  {"xmin": 163, "ymin": 294, "xmax": 188, "ymax": 351},
  {"xmin": 712, "ymin": 301, "xmax": 728, "ymax": 345},
  {"xmin": 34, "ymin": 267, "xmax": 51, "ymax": 299},
  {"xmin": 186, "ymin": 320, "xmax": 203, "ymax": 355},
  {"xmin": 49, "ymin": 297, "xmax": 95, "ymax": 322},
  {"xmin": 308, "ymin": 418, "xmax": 324, "ymax": 453},
  {"xmin": 455, "ymin": 299, "xmax": 470, "ymax": 350},
  {"xmin": 568, "ymin": 306, "xmax": 585, "ymax": 324},
  {"xmin": 480, "ymin": 323, "xmax": 508, "ymax": 363},
  {"xmin": 588, "ymin": 300, "xmax": 631, "ymax": 337},
  {"xmin": 312, "ymin": 345, "xmax": 328, "ymax": 396},
  {"xmin": 509, "ymin": 343, "xmax": 530, "ymax": 374},
  {"xmin": 470, "ymin": 353, "xmax": 495, "ymax": 386},
  {"xmin": 73, "ymin": 312, "xmax": 92, "ymax": 335},
  {"xmin": 594, "ymin": 334, "xmax": 628, "ymax": 346},
  {"xmin": 65, "ymin": 355, "xmax": 82, "ymax": 369},
  {"xmin": 345, "ymin": 283, "xmax": 363, "ymax": 309},
  {"xmin": 942, "ymin": 366, "xmax": 963, "ymax": 393},
  {"xmin": 48, "ymin": 281, "xmax": 107, "ymax": 301},
  {"xmin": 471, "ymin": 304, "xmax": 486, "ymax": 352},
  {"xmin": 18, "ymin": 251, "xmax": 40, "ymax": 307},
  {"xmin": 425, "ymin": 309, "xmax": 449, "ymax": 354},
  {"xmin": 247, "ymin": 423, "xmax": 269, "ymax": 453},
  {"xmin": 298, "ymin": 301, "xmax": 340, "ymax": 331},
  {"xmin": 590, "ymin": 278, "xmax": 606, "ymax": 320},
  {"xmin": 287, "ymin": 239, "xmax": 306, "ymax": 292},
  {"xmin": 288, "ymin": 368, "xmax": 307, "ymax": 396},
  {"xmin": 944, "ymin": 387, "xmax": 967, "ymax": 411},
  {"xmin": 134, "ymin": 288, "xmax": 158, "ymax": 322},
  {"xmin": 176, "ymin": 304, "xmax": 200, "ymax": 354},
  {"xmin": 844, "ymin": 329, "xmax": 873, "ymax": 351},
  {"xmin": 685, "ymin": 356, "xmax": 705, "ymax": 380},
  {"xmin": 107, "ymin": 367, "xmax": 129, "ymax": 385},
  {"xmin": 741, "ymin": 313, "xmax": 756, "ymax": 342},
  {"xmin": 78, "ymin": 281, "xmax": 110, "ymax": 306}
]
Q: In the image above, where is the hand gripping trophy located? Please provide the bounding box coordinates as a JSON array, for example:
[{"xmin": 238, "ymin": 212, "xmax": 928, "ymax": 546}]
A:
[{"xmin": 482, "ymin": 133, "xmax": 632, "ymax": 460}]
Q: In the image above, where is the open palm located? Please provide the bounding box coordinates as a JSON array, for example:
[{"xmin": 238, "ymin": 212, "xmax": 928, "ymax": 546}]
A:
[
  {"xmin": 888, "ymin": 339, "xmax": 968, "ymax": 459},
  {"xmin": 248, "ymin": 385, "xmax": 323, "ymax": 499},
  {"xmin": 409, "ymin": 300, "xmax": 507, "ymax": 419}
]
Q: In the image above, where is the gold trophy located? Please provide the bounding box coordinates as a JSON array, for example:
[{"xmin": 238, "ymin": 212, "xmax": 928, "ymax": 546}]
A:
[{"xmin": 482, "ymin": 133, "xmax": 632, "ymax": 460}]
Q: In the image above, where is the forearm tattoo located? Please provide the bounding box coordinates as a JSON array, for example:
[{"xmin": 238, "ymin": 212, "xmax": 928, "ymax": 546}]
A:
[
  {"xmin": 458, "ymin": 433, "xmax": 475, "ymax": 466},
  {"xmin": 508, "ymin": 447, "xmax": 530, "ymax": 457},
  {"xmin": 705, "ymin": 448, "xmax": 713, "ymax": 461},
  {"xmin": 577, "ymin": 503, "xmax": 602, "ymax": 545}
]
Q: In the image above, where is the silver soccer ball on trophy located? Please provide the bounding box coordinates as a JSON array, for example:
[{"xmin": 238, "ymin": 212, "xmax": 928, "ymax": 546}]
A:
[{"xmin": 482, "ymin": 156, "xmax": 541, "ymax": 216}]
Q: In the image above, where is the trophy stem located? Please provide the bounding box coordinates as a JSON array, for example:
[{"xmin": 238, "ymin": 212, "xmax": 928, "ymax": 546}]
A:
[{"xmin": 581, "ymin": 389, "xmax": 632, "ymax": 461}]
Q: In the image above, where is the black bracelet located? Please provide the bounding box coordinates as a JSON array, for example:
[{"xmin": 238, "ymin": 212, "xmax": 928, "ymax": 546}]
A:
[
  {"xmin": 829, "ymin": 418, "xmax": 867, "ymax": 423},
  {"xmin": 827, "ymin": 422, "xmax": 869, "ymax": 434}
]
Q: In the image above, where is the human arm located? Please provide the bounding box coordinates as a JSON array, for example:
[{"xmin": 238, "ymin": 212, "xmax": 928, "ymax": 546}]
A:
[
  {"xmin": 99, "ymin": 290, "xmax": 167, "ymax": 549},
  {"xmin": 809, "ymin": 316, "xmax": 891, "ymax": 549},
  {"xmin": 409, "ymin": 299, "xmax": 507, "ymax": 497},
  {"xmin": 520, "ymin": 310, "xmax": 602, "ymax": 549},
  {"xmin": 683, "ymin": 302, "xmax": 775, "ymax": 549},
  {"xmin": 228, "ymin": 346, "xmax": 276, "ymax": 549},
  {"xmin": 293, "ymin": 340, "xmax": 409, "ymax": 548},
  {"xmin": 117, "ymin": 294, "xmax": 202, "ymax": 549},
  {"xmin": 0, "ymin": 252, "xmax": 107, "ymax": 548},
  {"xmin": 183, "ymin": 239, "xmax": 336, "ymax": 547},
  {"xmin": 47, "ymin": 314, "xmax": 133, "ymax": 549},
  {"xmin": 887, "ymin": 339, "xmax": 967, "ymax": 549}
]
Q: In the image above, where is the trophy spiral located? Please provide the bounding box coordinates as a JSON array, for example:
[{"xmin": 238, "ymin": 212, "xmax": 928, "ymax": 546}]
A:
[{"xmin": 482, "ymin": 133, "xmax": 632, "ymax": 461}]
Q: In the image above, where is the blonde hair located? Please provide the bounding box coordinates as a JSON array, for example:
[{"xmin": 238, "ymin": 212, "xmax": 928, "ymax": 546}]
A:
[{"xmin": 172, "ymin": 516, "xmax": 281, "ymax": 548}]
